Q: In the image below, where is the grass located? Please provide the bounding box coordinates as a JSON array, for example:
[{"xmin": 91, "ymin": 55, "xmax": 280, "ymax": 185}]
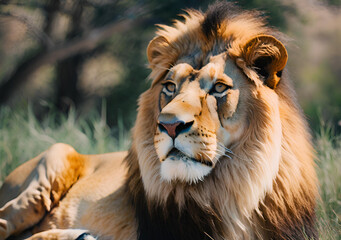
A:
[
  {"xmin": 0, "ymin": 107, "xmax": 340, "ymax": 239},
  {"xmin": 315, "ymin": 126, "xmax": 341, "ymax": 239},
  {"xmin": 0, "ymin": 106, "xmax": 130, "ymax": 184}
]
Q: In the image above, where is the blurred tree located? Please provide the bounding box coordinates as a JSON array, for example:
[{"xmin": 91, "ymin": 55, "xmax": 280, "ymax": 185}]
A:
[
  {"xmin": 0, "ymin": 0, "xmax": 148, "ymax": 113},
  {"xmin": 55, "ymin": 0, "xmax": 83, "ymax": 112},
  {"xmin": 0, "ymin": 0, "xmax": 339, "ymax": 132},
  {"xmin": 0, "ymin": 0, "xmax": 292, "ymax": 127}
]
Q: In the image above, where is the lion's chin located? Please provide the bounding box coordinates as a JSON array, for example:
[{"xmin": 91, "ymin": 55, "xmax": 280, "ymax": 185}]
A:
[{"xmin": 160, "ymin": 149, "xmax": 212, "ymax": 184}]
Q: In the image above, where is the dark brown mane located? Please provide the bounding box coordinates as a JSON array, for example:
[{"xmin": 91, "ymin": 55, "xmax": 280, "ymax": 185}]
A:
[
  {"xmin": 133, "ymin": 185, "xmax": 223, "ymax": 240},
  {"xmin": 202, "ymin": 2, "xmax": 242, "ymax": 38}
]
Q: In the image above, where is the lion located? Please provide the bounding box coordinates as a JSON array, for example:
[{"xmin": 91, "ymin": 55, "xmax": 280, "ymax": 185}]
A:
[{"xmin": 0, "ymin": 2, "xmax": 318, "ymax": 240}]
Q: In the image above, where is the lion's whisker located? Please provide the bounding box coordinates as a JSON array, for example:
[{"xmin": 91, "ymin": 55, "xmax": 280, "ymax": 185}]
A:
[
  {"xmin": 201, "ymin": 151, "xmax": 213, "ymax": 162},
  {"xmin": 204, "ymin": 231, "xmax": 215, "ymax": 240},
  {"xmin": 217, "ymin": 143, "xmax": 234, "ymax": 155},
  {"xmin": 216, "ymin": 149, "xmax": 232, "ymax": 160},
  {"xmin": 218, "ymin": 144, "xmax": 234, "ymax": 155},
  {"xmin": 217, "ymin": 142, "xmax": 253, "ymax": 162}
]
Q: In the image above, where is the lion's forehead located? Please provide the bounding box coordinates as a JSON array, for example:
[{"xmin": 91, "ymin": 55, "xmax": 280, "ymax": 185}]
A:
[
  {"xmin": 167, "ymin": 63, "xmax": 194, "ymax": 81},
  {"xmin": 169, "ymin": 54, "xmax": 244, "ymax": 91}
]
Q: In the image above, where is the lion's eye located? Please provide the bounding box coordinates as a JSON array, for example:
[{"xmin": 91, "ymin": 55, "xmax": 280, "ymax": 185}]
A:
[
  {"xmin": 211, "ymin": 82, "xmax": 230, "ymax": 97},
  {"xmin": 162, "ymin": 82, "xmax": 176, "ymax": 96},
  {"xmin": 214, "ymin": 83, "xmax": 228, "ymax": 93}
]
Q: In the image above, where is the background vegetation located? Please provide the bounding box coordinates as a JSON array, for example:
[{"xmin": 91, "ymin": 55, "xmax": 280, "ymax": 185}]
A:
[
  {"xmin": 0, "ymin": 0, "xmax": 340, "ymax": 130},
  {"xmin": 0, "ymin": 0, "xmax": 340, "ymax": 239}
]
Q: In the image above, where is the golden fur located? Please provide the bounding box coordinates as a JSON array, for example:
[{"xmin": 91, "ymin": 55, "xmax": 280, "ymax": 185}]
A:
[{"xmin": 0, "ymin": 3, "xmax": 318, "ymax": 240}]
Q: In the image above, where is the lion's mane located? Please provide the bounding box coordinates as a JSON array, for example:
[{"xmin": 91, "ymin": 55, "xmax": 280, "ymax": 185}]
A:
[{"xmin": 123, "ymin": 3, "xmax": 318, "ymax": 240}]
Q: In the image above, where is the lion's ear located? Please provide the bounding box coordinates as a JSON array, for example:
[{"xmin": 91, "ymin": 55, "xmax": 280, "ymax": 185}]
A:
[
  {"xmin": 239, "ymin": 35, "xmax": 288, "ymax": 89},
  {"xmin": 147, "ymin": 36, "xmax": 169, "ymax": 68}
]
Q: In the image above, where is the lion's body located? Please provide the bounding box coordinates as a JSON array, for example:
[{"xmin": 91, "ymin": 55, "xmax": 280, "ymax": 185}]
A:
[
  {"xmin": 0, "ymin": 3, "xmax": 318, "ymax": 240},
  {"xmin": 0, "ymin": 145, "xmax": 137, "ymax": 239}
]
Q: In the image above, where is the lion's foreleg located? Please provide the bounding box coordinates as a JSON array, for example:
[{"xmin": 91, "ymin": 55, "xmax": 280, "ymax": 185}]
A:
[{"xmin": 0, "ymin": 143, "xmax": 87, "ymax": 239}]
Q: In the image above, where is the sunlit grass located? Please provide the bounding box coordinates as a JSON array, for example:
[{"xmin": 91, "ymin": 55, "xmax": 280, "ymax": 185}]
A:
[
  {"xmin": 0, "ymin": 106, "xmax": 130, "ymax": 184},
  {"xmin": 0, "ymin": 107, "xmax": 339, "ymax": 239},
  {"xmin": 315, "ymin": 125, "xmax": 341, "ymax": 239}
]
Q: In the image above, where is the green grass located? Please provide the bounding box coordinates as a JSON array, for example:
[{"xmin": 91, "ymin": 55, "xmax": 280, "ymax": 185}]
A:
[
  {"xmin": 0, "ymin": 106, "xmax": 130, "ymax": 184},
  {"xmin": 0, "ymin": 107, "xmax": 340, "ymax": 239},
  {"xmin": 315, "ymin": 126, "xmax": 341, "ymax": 239}
]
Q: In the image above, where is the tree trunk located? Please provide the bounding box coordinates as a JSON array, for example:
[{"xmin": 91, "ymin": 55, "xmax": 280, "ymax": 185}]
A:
[{"xmin": 55, "ymin": 55, "xmax": 82, "ymax": 112}]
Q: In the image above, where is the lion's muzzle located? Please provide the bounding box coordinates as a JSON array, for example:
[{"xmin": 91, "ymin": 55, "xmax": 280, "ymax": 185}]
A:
[{"xmin": 158, "ymin": 118, "xmax": 194, "ymax": 139}]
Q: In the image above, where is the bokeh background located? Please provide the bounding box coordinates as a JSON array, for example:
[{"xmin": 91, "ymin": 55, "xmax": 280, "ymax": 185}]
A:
[
  {"xmin": 0, "ymin": 0, "xmax": 340, "ymax": 238},
  {"xmin": 0, "ymin": 0, "xmax": 340, "ymax": 131}
]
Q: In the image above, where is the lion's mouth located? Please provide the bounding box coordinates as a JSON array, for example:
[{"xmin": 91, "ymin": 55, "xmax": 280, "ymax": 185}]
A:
[{"xmin": 165, "ymin": 148, "xmax": 213, "ymax": 167}]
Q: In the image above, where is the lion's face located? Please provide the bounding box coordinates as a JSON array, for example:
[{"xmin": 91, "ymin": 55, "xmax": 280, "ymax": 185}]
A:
[
  {"xmin": 136, "ymin": 9, "xmax": 288, "ymax": 190},
  {"xmin": 154, "ymin": 53, "xmax": 250, "ymax": 183}
]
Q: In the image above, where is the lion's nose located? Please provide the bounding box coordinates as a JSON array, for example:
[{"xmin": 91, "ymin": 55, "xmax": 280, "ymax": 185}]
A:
[{"xmin": 158, "ymin": 120, "xmax": 194, "ymax": 139}]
